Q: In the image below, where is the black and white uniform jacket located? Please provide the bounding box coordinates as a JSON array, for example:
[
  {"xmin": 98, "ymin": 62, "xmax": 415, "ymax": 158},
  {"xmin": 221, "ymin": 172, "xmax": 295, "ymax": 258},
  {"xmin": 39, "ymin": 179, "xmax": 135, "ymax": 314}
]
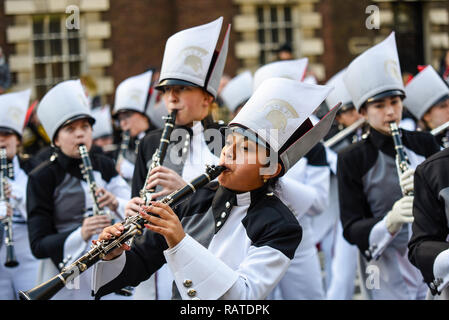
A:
[
  {"xmin": 408, "ymin": 147, "xmax": 449, "ymax": 296},
  {"xmin": 337, "ymin": 127, "xmax": 440, "ymax": 299},
  {"xmin": 130, "ymin": 119, "xmax": 225, "ymax": 299},
  {"xmin": 26, "ymin": 150, "xmax": 130, "ymax": 299},
  {"xmin": 92, "ymin": 182, "xmax": 302, "ymax": 300},
  {"xmin": 131, "ymin": 119, "xmax": 225, "ymax": 198}
]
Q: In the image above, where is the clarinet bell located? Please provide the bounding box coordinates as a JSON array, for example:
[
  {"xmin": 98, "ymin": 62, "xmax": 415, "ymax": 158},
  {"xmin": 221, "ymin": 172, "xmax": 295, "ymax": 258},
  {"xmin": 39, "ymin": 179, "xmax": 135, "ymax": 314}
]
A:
[{"xmin": 4, "ymin": 245, "xmax": 18, "ymax": 268}]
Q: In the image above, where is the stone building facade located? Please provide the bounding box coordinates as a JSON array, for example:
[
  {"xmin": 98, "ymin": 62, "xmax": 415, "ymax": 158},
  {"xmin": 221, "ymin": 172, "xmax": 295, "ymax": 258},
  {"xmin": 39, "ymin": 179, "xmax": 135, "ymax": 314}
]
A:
[{"xmin": 0, "ymin": 0, "xmax": 448, "ymax": 103}]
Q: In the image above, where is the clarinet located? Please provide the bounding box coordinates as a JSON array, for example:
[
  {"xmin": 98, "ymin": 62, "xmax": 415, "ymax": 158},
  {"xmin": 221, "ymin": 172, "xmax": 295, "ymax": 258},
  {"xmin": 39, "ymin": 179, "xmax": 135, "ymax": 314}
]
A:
[
  {"xmin": 140, "ymin": 110, "xmax": 177, "ymax": 205},
  {"xmin": 18, "ymin": 164, "xmax": 225, "ymax": 300},
  {"xmin": 116, "ymin": 130, "xmax": 130, "ymax": 164},
  {"xmin": 430, "ymin": 120, "xmax": 449, "ymax": 148},
  {"xmin": 389, "ymin": 121, "xmax": 413, "ymax": 196},
  {"xmin": 0, "ymin": 148, "xmax": 18, "ymax": 267},
  {"xmin": 79, "ymin": 144, "xmax": 112, "ymax": 218}
]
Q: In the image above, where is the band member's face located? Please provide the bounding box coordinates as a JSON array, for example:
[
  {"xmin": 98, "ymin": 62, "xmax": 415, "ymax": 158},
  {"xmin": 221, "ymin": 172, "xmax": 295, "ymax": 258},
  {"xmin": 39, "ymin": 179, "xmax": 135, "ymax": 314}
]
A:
[
  {"xmin": 54, "ymin": 119, "xmax": 93, "ymax": 158},
  {"xmin": 118, "ymin": 111, "xmax": 149, "ymax": 137},
  {"xmin": 218, "ymin": 132, "xmax": 281, "ymax": 192},
  {"xmin": 362, "ymin": 96, "xmax": 403, "ymax": 135},
  {"xmin": 0, "ymin": 132, "xmax": 19, "ymax": 159},
  {"xmin": 423, "ymin": 98, "xmax": 449, "ymax": 129},
  {"xmin": 162, "ymin": 86, "xmax": 212, "ymax": 126},
  {"xmin": 336, "ymin": 108, "xmax": 363, "ymax": 128}
]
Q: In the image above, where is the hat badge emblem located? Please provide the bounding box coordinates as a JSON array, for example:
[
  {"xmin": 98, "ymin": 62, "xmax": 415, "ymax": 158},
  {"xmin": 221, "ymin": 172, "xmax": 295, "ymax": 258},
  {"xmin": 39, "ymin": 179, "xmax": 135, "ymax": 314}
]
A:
[
  {"xmin": 8, "ymin": 106, "xmax": 22, "ymax": 126},
  {"xmin": 179, "ymin": 46, "xmax": 209, "ymax": 75},
  {"xmin": 262, "ymin": 99, "xmax": 299, "ymax": 132},
  {"xmin": 384, "ymin": 59, "xmax": 401, "ymax": 82},
  {"xmin": 129, "ymin": 89, "xmax": 143, "ymax": 106}
]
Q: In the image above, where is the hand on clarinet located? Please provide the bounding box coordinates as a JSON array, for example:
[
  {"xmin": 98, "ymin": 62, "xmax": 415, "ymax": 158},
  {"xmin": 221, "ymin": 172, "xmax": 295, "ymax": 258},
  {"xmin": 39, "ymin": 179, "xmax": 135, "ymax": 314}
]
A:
[
  {"xmin": 0, "ymin": 182, "xmax": 12, "ymax": 220},
  {"xmin": 385, "ymin": 195, "xmax": 414, "ymax": 235},
  {"xmin": 145, "ymin": 166, "xmax": 187, "ymax": 199},
  {"xmin": 96, "ymin": 223, "xmax": 131, "ymax": 260},
  {"xmin": 0, "ymin": 202, "xmax": 12, "ymax": 220},
  {"xmin": 125, "ymin": 197, "xmax": 144, "ymax": 218},
  {"xmin": 399, "ymin": 168, "xmax": 415, "ymax": 195},
  {"xmin": 81, "ymin": 215, "xmax": 112, "ymax": 241},
  {"xmin": 141, "ymin": 201, "xmax": 185, "ymax": 248},
  {"xmin": 96, "ymin": 187, "xmax": 119, "ymax": 212},
  {"xmin": 4, "ymin": 180, "xmax": 11, "ymax": 199}
]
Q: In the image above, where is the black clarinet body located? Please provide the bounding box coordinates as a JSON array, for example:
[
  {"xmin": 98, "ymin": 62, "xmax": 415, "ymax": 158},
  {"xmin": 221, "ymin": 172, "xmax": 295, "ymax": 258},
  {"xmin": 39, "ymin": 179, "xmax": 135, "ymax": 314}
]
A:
[
  {"xmin": 389, "ymin": 121, "xmax": 413, "ymax": 196},
  {"xmin": 116, "ymin": 130, "xmax": 130, "ymax": 164},
  {"xmin": 79, "ymin": 144, "xmax": 111, "ymax": 217},
  {"xmin": 140, "ymin": 110, "xmax": 177, "ymax": 205},
  {"xmin": 18, "ymin": 164, "xmax": 225, "ymax": 300},
  {"xmin": 1, "ymin": 148, "xmax": 18, "ymax": 268}
]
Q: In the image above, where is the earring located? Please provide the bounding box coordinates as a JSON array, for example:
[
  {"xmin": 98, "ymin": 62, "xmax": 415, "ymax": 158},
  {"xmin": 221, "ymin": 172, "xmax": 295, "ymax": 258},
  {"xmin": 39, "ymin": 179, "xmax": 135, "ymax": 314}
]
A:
[{"xmin": 263, "ymin": 177, "xmax": 268, "ymax": 183}]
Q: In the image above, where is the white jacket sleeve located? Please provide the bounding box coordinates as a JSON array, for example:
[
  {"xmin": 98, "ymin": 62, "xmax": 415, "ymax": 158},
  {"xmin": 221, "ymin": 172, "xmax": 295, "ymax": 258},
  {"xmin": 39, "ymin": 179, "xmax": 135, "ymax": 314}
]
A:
[{"xmin": 164, "ymin": 234, "xmax": 291, "ymax": 300}]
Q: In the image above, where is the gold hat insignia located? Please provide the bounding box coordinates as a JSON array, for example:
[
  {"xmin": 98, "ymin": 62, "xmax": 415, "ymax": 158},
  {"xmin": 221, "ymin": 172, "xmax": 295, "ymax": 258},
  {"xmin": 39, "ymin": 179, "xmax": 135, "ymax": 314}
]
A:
[
  {"xmin": 384, "ymin": 59, "xmax": 401, "ymax": 82},
  {"xmin": 179, "ymin": 46, "xmax": 209, "ymax": 74},
  {"xmin": 8, "ymin": 107, "xmax": 22, "ymax": 126},
  {"xmin": 129, "ymin": 89, "xmax": 143, "ymax": 107},
  {"xmin": 262, "ymin": 99, "xmax": 299, "ymax": 132}
]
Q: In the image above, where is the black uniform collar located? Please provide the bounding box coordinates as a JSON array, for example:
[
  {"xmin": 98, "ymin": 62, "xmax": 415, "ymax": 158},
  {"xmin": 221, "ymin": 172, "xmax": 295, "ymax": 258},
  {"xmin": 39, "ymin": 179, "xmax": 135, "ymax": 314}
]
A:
[
  {"xmin": 54, "ymin": 149, "xmax": 84, "ymax": 180},
  {"xmin": 369, "ymin": 127, "xmax": 396, "ymax": 158},
  {"xmin": 211, "ymin": 184, "xmax": 271, "ymax": 233}
]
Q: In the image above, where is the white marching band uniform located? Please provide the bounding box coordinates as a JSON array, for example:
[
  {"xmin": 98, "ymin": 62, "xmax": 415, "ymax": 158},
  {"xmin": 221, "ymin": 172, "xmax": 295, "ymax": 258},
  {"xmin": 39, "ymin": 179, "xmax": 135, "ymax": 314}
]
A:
[
  {"xmin": 0, "ymin": 89, "xmax": 40, "ymax": 300},
  {"xmin": 27, "ymin": 80, "xmax": 131, "ymax": 300}
]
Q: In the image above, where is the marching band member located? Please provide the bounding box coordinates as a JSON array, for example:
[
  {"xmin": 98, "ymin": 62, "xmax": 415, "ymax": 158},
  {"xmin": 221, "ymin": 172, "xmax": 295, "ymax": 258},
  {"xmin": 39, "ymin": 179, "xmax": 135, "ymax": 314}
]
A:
[
  {"xmin": 126, "ymin": 17, "xmax": 230, "ymax": 300},
  {"xmin": 0, "ymin": 89, "xmax": 40, "ymax": 300},
  {"xmin": 251, "ymin": 58, "xmax": 331, "ymax": 300},
  {"xmin": 408, "ymin": 147, "xmax": 449, "ymax": 299},
  {"xmin": 219, "ymin": 71, "xmax": 253, "ymax": 117},
  {"xmin": 322, "ymin": 69, "xmax": 362, "ymax": 299},
  {"xmin": 26, "ymin": 80, "xmax": 131, "ymax": 300},
  {"xmin": 338, "ymin": 32, "xmax": 441, "ymax": 299},
  {"xmin": 91, "ymin": 76, "xmax": 340, "ymax": 300},
  {"xmin": 112, "ymin": 70, "xmax": 163, "ymax": 183},
  {"xmin": 403, "ymin": 65, "xmax": 449, "ymax": 148}
]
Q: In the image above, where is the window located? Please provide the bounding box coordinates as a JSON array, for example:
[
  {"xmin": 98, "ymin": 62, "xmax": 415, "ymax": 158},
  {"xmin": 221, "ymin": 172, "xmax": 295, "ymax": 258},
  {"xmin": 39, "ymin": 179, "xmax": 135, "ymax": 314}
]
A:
[
  {"xmin": 32, "ymin": 15, "xmax": 83, "ymax": 99},
  {"xmin": 256, "ymin": 5, "xmax": 294, "ymax": 65}
]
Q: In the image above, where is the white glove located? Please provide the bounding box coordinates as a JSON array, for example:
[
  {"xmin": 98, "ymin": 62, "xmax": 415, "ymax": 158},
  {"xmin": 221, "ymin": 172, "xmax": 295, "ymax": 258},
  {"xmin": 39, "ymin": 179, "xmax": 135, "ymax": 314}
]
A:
[
  {"xmin": 385, "ymin": 195, "xmax": 414, "ymax": 235},
  {"xmin": 399, "ymin": 168, "xmax": 414, "ymax": 195},
  {"xmin": 118, "ymin": 158, "xmax": 134, "ymax": 180}
]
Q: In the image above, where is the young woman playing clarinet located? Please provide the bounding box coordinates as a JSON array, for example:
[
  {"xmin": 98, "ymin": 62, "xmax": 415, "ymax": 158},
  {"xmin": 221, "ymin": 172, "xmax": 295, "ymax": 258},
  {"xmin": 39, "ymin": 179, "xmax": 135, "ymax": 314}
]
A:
[
  {"xmin": 124, "ymin": 17, "xmax": 229, "ymax": 300},
  {"xmin": 338, "ymin": 32, "xmax": 441, "ymax": 300},
  {"xmin": 91, "ymin": 75, "xmax": 340, "ymax": 300},
  {"xmin": 26, "ymin": 80, "xmax": 131, "ymax": 300},
  {"xmin": 0, "ymin": 89, "xmax": 40, "ymax": 300}
]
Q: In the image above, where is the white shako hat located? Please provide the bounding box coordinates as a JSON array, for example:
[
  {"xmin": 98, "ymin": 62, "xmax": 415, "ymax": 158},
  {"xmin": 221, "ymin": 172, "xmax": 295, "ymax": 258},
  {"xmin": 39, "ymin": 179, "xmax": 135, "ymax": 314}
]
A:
[
  {"xmin": 0, "ymin": 89, "xmax": 31, "ymax": 138},
  {"xmin": 229, "ymin": 77, "xmax": 341, "ymax": 175},
  {"xmin": 343, "ymin": 32, "xmax": 405, "ymax": 111},
  {"xmin": 325, "ymin": 68, "xmax": 354, "ymax": 114},
  {"xmin": 92, "ymin": 106, "xmax": 113, "ymax": 139},
  {"xmin": 113, "ymin": 70, "xmax": 155, "ymax": 119},
  {"xmin": 403, "ymin": 65, "xmax": 449, "ymax": 120},
  {"xmin": 37, "ymin": 79, "xmax": 94, "ymax": 142},
  {"xmin": 253, "ymin": 58, "xmax": 308, "ymax": 92},
  {"xmin": 155, "ymin": 17, "xmax": 231, "ymax": 98},
  {"xmin": 220, "ymin": 71, "xmax": 253, "ymax": 113}
]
